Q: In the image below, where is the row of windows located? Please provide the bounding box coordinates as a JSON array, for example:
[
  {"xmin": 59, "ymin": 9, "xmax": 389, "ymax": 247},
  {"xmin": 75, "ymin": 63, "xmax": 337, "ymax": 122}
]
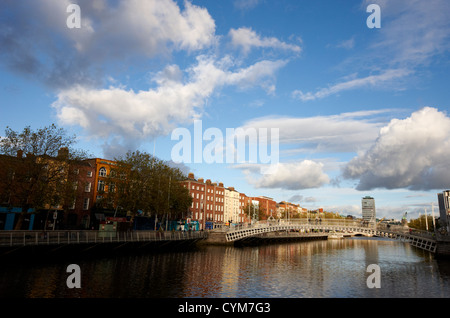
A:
[
  {"xmin": 186, "ymin": 184, "xmax": 224, "ymax": 196},
  {"xmin": 192, "ymin": 212, "xmax": 224, "ymax": 222},
  {"xmin": 83, "ymin": 181, "xmax": 115, "ymax": 193},
  {"xmin": 191, "ymin": 202, "xmax": 224, "ymax": 211},
  {"xmin": 191, "ymin": 193, "xmax": 224, "ymax": 202},
  {"xmin": 99, "ymin": 167, "xmax": 125, "ymax": 178},
  {"xmin": 191, "ymin": 213, "xmax": 245, "ymax": 223},
  {"xmin": 69, "ymin": 198, "xmax": 90, "ymax": 210},
  {"xmin": 97, "ymin": 180, "xmax": 115, "ymax": 192},
  {"xmin": 74, "ymin": 169, "xmax": 93, "ymax": 177},
  {"xmin": 74, "ymin": 167, "xmax": 119, "ymax": 178}
]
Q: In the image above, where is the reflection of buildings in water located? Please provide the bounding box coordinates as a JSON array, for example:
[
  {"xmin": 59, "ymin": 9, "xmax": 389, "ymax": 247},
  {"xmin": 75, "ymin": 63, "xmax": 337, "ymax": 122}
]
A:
[
  {"xmin": 362, "ymin": 237, "xmax": 380, "ymax": 268},
  {"xmin": 4, "ymin": 237, "xmax": 447, "ymax": 298},
  {"xmin": 26, "ymin": 266, "xmax": 64, "ymax": 298},
  {"xmin": 219, "ymin": 246, "xmax": 248, "ymax": 296},
  {"xmin": 180, "ymin": 247, "xmax": 226, "ymax": 297}
]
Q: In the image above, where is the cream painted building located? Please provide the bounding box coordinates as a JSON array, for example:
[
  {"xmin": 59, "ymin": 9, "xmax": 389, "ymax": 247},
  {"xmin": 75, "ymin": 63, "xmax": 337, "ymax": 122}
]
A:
[{"xmin": 224, "ymin": 187, "xmax": 240, "ymax": 224}]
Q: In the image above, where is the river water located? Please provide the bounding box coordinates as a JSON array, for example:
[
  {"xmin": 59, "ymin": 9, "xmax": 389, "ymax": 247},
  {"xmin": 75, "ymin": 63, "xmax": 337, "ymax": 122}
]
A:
[{"xmin": 1, "ymin": 237, "xmax": 450, "ymax": 299}]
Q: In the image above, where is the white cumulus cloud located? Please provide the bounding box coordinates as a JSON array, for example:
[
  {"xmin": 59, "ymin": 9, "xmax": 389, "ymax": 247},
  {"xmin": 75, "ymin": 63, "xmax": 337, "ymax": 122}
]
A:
[
  {"xmin": 0, "ymin": 0, "xmax": 217, "ymax": 88},
  {"xmin": 52, "ymin": 55, "xmax": 287, "ymax": 158},
  {"xmin": 237, "ymin": 161, "xmax": 330, "ymax": 190},
  {"xmin": 343, "ymin": 107, "xmax": 450, "ymax": 191}
]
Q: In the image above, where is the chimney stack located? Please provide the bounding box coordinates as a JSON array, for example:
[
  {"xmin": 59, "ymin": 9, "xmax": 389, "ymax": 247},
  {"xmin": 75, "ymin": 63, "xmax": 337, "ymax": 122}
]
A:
[{"xmin": 58, "ymin": 147, "xmax": 69, "ymax": 159}]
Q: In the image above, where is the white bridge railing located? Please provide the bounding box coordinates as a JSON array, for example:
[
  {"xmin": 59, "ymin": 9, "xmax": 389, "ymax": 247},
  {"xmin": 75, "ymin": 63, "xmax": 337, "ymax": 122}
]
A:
[{"xmin": 221, "ymin": 220, "xmax": 438, "ymax": 253}]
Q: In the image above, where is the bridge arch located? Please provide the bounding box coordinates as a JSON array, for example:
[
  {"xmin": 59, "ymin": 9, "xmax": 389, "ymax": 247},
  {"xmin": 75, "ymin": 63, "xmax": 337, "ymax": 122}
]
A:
[
  {"xmin": 225, "ymin": 224, "xmax": 378, "ymax": 241},
  {"xmin": 222, "ymin": 222, "xmax": 437, "ymax": 253}
]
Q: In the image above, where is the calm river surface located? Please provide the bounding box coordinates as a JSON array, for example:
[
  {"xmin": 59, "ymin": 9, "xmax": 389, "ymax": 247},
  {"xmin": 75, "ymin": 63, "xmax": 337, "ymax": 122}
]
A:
[{"xmin": 1, "ymin": 237, "xmax": 450, "ymax": 298}]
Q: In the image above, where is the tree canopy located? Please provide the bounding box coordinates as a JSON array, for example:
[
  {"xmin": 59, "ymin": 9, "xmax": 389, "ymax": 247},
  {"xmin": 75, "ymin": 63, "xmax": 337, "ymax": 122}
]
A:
[
  {"xmin": 0, "ymin": 124, "xmax": 90, "ymax": 229},
  {"xmin": 0, "ymin": 125, "xmax": 193, "ymax": 230},
  {"xmin": 113, "ymin": 150, "xmax": 192, "ymax": 221}
]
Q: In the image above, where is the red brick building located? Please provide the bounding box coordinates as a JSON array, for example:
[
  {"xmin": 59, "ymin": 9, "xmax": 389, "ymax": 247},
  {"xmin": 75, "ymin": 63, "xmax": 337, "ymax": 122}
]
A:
[
  {"xmin": 181, "ymin": 173, "xmax": 255, "ymax": 228},
  {"xmin": 181, "ymin": 173, "xmax": 225, "ymax": 229},
  {"xmin": 252, "ymin": 196, "xmax": 277, "ymax": 219},
  {"xmin": 65, "ymin": 159, "xmax": 96, "ymax": 229},
  {"xmin": 239, "ymin": 192, "xmax": 251, "ymax": 223}
]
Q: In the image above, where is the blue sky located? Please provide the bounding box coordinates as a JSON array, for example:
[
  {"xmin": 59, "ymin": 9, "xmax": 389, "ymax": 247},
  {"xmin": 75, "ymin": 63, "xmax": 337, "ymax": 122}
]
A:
[{"xmin": 1, "ymin": 0, "xmax": 450, "ymax": 220}]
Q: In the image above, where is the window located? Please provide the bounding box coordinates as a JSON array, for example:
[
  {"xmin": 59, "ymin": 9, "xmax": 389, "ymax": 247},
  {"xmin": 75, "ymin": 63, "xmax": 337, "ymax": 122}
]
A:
[
  {"xmin": 109, "ymin": 182, "xmax": 115, "ymax": 193},
  {"xmin": 83, "ymin": 198, "xmax": 90, "ymax": 210},
  {"xmin": 85, "ymin": 182, "xmax": 91, "ymax": 192},
  {"xmin": 99, "ymin": 167, "xmax": 107, "ymax": 177},
  {"xmin": 69, "ymin": 199, "xmax": 76, "ymax": 210},
  {"xmin": 87, "ymin": 171, "xmax": 93, "ymax": 177},
  {"xmin": 98, "ymin": 180, "xmax": 105, "ymax": 192}
]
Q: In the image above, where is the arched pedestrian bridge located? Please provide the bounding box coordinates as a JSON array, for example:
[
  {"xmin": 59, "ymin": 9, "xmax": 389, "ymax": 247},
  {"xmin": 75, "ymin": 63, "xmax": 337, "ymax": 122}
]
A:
[{"xmin": 219, "ymin": 219, "xmax": 437, "ymax": 253}]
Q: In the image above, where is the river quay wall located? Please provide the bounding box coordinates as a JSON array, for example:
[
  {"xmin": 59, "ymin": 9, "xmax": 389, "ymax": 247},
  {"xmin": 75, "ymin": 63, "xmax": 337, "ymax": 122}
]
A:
[
  {"xmin": 435, "ymin": 234, "xmax": 450, "ymax": 259},
  {"xmin": 0, "ymin": 229, "xmax": 328, "ymax": 261},
  {"xmin": 0, "ymin": 230, "xmax": 206, "ymax": 262}
]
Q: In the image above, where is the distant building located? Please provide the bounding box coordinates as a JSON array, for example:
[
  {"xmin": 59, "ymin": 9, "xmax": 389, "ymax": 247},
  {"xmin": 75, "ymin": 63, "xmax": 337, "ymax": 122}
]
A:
[
  {"xmin": 252, "ymin": 196, "xmax": 277, "ymax": 219},
  {"xmin": 438, "ymin": 190, "xmax": 450, "ymax": 231},
  {"xmin": 362, "ymin": 196, "xmax": 376, "ymax": 222},
  {"xmin": 277, "ymin": 201, "xmax": 301, "ymax": 219}
]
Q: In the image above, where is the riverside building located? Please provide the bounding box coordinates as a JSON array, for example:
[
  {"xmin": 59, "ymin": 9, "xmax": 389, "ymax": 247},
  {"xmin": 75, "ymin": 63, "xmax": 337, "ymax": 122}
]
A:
[
  {"xmin": 362, "ymin": 196, "xmax": 376, "ymax": 222},
  {"xmin": 181, "ymin": 173, "xmax": 253, "ymax": 229},
  {"xmin": 438, "ymin": 190, "xmax": 450, "ymax": 231}
]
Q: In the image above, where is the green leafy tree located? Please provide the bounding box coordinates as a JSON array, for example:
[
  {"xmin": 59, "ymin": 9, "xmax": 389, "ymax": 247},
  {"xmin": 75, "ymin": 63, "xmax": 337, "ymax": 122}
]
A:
[
  {"xmin": 244, "ymin": 202, "xmax": 266, "ymax": 221},
  {"xmin": 408, "ymin": 215, "xmax": 436, "ymax": 232},
  {"xmin": 113, "ymin": 151, "xmax": 191, "ymax": 225},
  {"xmin": 0, "ymin": 124, "xmax": 89, "ymax": 229}
]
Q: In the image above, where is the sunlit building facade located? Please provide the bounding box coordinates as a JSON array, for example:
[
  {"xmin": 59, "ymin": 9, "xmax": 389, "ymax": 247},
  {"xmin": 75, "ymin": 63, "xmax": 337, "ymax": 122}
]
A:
[{"xmin": 362, "ymin": 196, "xmax": 376, "ymax": 222}]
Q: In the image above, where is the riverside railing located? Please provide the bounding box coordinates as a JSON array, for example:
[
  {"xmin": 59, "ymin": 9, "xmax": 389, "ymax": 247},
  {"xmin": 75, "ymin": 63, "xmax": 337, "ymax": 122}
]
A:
[
  {"xmin": 222, "ymin": 219, "xmax": 440, "ymax": 243},
  {"xmin": 0, "ymin": 230, "xmax": 207, "ymax": 247},
  {"xmin": 223, "ymin": 219, "xmax": 375, "ymax": 232}
]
